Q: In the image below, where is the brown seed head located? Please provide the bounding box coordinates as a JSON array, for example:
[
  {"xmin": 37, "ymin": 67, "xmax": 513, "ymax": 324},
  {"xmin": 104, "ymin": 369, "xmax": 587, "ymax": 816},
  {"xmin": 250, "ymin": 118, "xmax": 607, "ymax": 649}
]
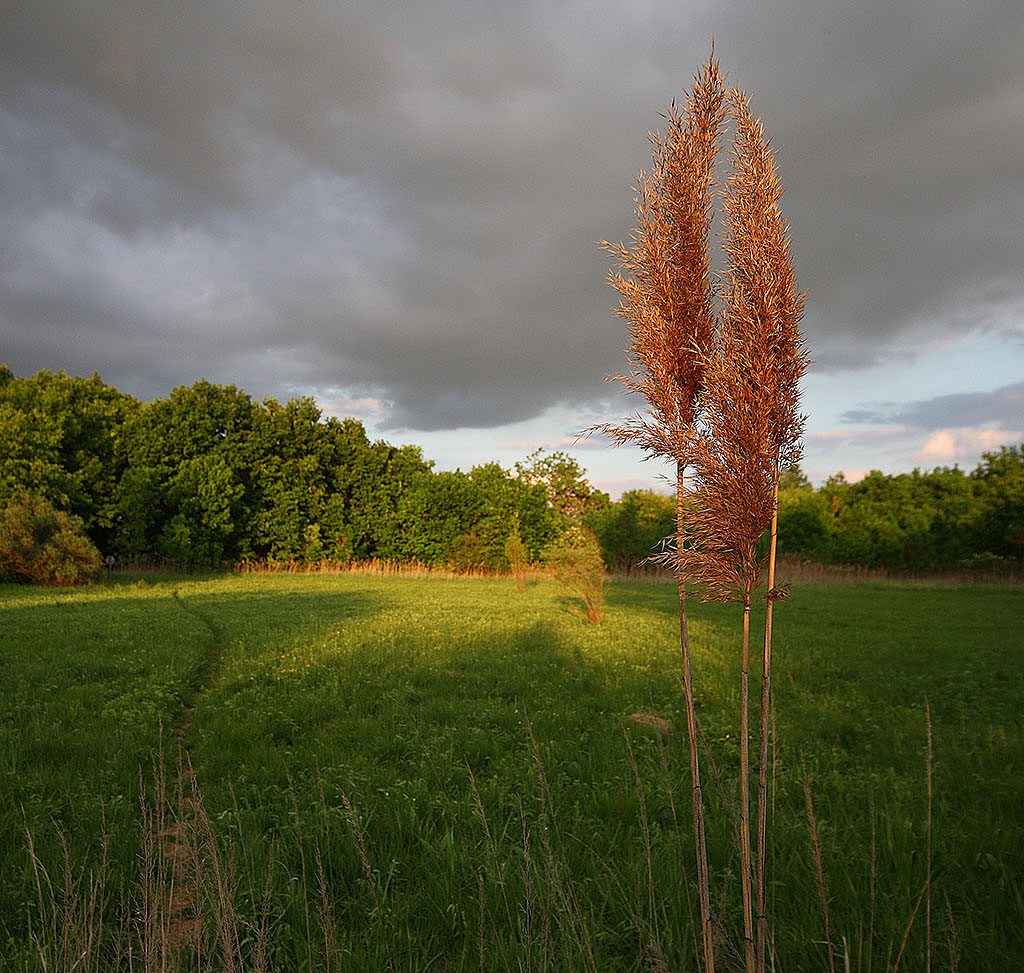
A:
[
  {"xmin": 677, "ymin": 85, "xmax": 810, "ymax": 602},
  {"xmin": 595, "ymin": 53, "xmax": 726, "ymax": 461}
]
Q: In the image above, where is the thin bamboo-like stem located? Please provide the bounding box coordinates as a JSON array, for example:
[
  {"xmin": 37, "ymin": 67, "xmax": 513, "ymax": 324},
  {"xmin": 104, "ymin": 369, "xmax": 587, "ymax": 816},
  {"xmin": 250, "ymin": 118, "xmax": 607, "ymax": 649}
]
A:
[
  {"xmin": 756, "ymin": 479, "xmax": 779, "ymax": 973},
  {"xmin": 739, "ymin": 596, "xmax": 755, "ymax": 973},
  {"xmin": 678, "ymin": 461, "xmax": 715, "ymax": 973}
]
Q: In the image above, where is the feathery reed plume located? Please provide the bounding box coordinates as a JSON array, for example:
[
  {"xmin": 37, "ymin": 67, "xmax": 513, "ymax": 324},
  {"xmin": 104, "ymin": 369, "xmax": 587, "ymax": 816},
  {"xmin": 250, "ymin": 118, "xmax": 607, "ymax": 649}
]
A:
[
  {"xmin": 596, "ymin": 51, "xmax": 726, "ymax": 973},
  {"xmin": 727, "ymin": 84, "xmax": 808, "ymax": 973},
  {"xmin": 679, "ymin": 83, "xmax": 807, "ymax": 973}
]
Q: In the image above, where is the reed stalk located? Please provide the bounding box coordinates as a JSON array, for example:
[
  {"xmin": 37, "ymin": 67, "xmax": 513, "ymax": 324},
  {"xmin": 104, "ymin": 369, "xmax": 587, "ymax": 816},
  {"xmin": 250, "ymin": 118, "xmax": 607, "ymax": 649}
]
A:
[
  {"xmin": 600, "ymin": 53, "xmax": 806, "ymax": 972},
  {"xmin": 678, "ymin": 465, "xmax": 715, "ymax": 973},
  {"xmin": 757, "ymin": 480, "xmax": 779, "ymax": 972},
  {"xmin": 803, "ymin": 768, "xmax": 837, "ymax": 973},
  {"xmin": 597, "ymin": 52, "xmax": 726, "ymax": 973},
  {"xmin": 739, "ymin": 596, "xmax": 755, "ymax": 973},
  {"xmin": 678, "ymin": 80, "xmax": 806, "ymax": 973},
  {"xmin": 926, "ymin": 700, "xmax": 933, "ymax": 973}
]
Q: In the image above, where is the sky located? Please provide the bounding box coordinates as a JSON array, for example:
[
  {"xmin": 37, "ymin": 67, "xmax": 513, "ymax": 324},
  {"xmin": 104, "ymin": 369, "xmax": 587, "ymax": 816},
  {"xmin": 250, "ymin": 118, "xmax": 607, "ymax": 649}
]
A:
[{"xmin": 2, "ymin": 0, "xmax": 1023, "ymax": 496}]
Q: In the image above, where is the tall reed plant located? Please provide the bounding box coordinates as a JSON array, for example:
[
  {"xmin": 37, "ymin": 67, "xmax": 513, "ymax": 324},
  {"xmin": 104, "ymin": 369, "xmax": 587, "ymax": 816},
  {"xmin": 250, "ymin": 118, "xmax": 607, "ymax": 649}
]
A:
[
  {"xmin": 602, "ymin": 53, "xmax": 807, "ymax": 973},
  {"xmin": 680, "ymin": 85, "xmax": 808, "ymax": 973},
  {"xmin": 598, "ymin": 52, "xmax": 726, "ymax": 973}
]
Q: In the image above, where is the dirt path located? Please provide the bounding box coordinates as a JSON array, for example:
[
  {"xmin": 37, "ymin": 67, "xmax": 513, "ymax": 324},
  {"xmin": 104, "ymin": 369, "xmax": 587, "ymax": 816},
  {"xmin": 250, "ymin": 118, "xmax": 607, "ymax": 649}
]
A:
[{"xmin": 142, "ymin": 590, "xmax": 232, "ymax": 963}]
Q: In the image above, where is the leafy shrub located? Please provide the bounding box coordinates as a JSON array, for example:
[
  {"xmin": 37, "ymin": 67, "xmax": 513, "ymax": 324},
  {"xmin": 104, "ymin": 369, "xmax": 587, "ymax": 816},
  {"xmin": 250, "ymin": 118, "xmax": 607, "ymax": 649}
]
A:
[
  {"xmin": 543, "ymin": 524, "xmax": 605, "ymax": 623},
  {"xmin": 0, "ymin": 493, "xmax": 102, "ymax": 586}
]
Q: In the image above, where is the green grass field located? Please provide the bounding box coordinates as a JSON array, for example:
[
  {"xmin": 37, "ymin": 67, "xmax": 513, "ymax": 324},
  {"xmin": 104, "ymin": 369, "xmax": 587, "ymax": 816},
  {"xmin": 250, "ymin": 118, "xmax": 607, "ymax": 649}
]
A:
[{"xmin": 1, "ymin": 573, "xmax": 1021, "ymax": 971}]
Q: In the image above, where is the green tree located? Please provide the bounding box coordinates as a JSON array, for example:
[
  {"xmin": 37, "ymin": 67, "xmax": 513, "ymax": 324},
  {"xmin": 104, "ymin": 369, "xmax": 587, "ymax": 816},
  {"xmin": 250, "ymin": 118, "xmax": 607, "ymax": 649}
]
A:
[
  {"xmin": 514, "ymin": 449, "xmax": 606, "ymax": 523},
  {"xmin": 463, "ymin": 462, "xmax": 561, "ymax": 568},
  {"xmin": 778, "ymin": 464, "xmax": 812, "ymax": 492},
  {"xmin": 159, "ymin": 453, "xmax": 245, "ymax": 567},
  {"xmin": 587, "ymin": 489, "xmax": 676, "ymax": 571},
  {"xmin": 972, "ymin": 445, "xmax": 1024, "ymax": 562},
  {"xmin": 330, "ymin": 437, "xmax": 439, "ymax": 563},
  {"xmin": 0, "ymin": 368, "xmax": 136, "ymax": 550},
  {"xmin": 114, "ymin": 381, "xmax": 257, "ymax": 565},
  {"xmin": 247, "ymin": 398, "xmax": 350, "ymax": 563}
]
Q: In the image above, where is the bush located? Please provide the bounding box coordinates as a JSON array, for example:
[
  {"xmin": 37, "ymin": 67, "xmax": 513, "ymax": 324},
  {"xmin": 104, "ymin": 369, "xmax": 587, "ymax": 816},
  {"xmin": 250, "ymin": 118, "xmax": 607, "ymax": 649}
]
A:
[
  {"xmin": 543, "ymin": 524, "xmax": 605, "ymax": 623},
  {"xmin": 0, "ymin": 493, "xmax": 102, "ymax": 586}
]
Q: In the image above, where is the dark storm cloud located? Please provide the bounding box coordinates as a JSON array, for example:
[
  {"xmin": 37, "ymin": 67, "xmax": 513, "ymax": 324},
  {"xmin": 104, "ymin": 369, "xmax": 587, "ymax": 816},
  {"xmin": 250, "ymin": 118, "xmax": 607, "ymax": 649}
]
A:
[
  {"xmin": 1, "ymin": 0, "xmax": 1022, "ymax": 429},
  {"xmin": 843, "ymin": 381, "xmax": 1024, "ymax": 430}
]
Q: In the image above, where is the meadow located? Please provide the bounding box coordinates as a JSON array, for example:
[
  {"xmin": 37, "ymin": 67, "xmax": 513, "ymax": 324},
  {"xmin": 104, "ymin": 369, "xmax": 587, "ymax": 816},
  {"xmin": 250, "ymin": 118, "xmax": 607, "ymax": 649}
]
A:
[{"xmin": 1, "ymin": 572, "xmax": 1021, "ymax": 971}]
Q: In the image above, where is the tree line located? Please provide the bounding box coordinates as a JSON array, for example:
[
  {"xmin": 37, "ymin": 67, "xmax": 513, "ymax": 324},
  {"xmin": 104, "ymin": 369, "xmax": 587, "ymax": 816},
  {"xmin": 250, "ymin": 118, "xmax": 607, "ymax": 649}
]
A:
[
  {"xmin": 1, "ymin": 365, "xmax": 1021, "ymax": 577},
  {"xmin": 0, "ymin": 366, "xmax": 602, "ymax": 572},
  {"xmin": 773, "ymin": 458, "xmax": 1024, "ymax": 574}
]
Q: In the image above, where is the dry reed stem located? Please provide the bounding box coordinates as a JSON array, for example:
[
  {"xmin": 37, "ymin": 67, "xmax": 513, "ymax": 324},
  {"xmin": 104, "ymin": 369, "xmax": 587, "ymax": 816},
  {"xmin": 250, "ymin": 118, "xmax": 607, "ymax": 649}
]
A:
[
  {"xmin": 677, "ymin": 465, "xmax": 717, "ymax": 973},
  {"xmin": 623, "ymin": 728, "xmax": 660, "ymax": 947},
  {"xmin": 519, "ymin": 798, "xmax": 540, "ymax": 972},
  {"xmin": 757, "ymin": 481, "xmax": 779, "ymax": 973},
  {"xmin": 466, "ymin": 762, "xmax": 521, "ymax": 966},
  {"xmin": 672, "ymin": 79, "xmax": 806, "ymax": 973},
  {"xmin": 869, "ymin": 799, "xmax": 877, "ymax": 971},
  {"xmin": 738, "ymin": 599, "xmax": 755, "ymax": 973},
  {"xmin": 340, "ymin": 790, "xmax": 396, "ymax": 973},
  {"xmin": 26, "ymin": 824, "xmax": 110, "ymax": 973},
  {"xmin": 892, "ymin": 880, "xmax": 928, "ymax": 973},
  {"xmin": 525, "ymin": 716, "xmax": 599, "ymax": 972},
  {"xmin": 234, "ymin": 556, "xmax": 523, "ymax": 581},
  {"xmin": 944, "ymin": 893, "xmax": 960, "ymax": 972},
  {"xmin": 894, "ymin": 704, "xmax": 936, "ymax": 973}
]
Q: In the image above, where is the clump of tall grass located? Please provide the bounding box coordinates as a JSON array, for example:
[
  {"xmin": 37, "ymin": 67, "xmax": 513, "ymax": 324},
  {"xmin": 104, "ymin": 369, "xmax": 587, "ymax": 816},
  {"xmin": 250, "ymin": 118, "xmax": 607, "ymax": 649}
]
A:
[
  {"xmin": 21, "ymin": 754, "xmax": 257, "ymax": 973},
  {"xmin": 15, "ymin": 728, "xmax": 686, "ymax": 971}
]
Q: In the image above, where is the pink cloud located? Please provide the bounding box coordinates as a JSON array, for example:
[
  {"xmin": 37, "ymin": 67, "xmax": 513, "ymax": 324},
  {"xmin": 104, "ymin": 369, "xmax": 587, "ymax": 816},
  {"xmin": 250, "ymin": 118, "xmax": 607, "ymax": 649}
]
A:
[{"xmin": 917, "ymin": 426, "xmax": 1023, "ymax": 465}]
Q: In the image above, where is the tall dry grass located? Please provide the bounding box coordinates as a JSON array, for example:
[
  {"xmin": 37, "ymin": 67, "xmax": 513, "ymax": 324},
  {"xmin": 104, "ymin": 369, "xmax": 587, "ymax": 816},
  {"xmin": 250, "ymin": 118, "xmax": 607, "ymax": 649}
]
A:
[
  {"xmin": 696, "ymin": 82, "xmax": 807, "ymax": 973},
  {"xmin": 601, "ymin": 50, "xmax": 808, "ymax": 973},
  {"xmin": 597, "ymin": 51, "xmax": 727, "ymax": 973}
]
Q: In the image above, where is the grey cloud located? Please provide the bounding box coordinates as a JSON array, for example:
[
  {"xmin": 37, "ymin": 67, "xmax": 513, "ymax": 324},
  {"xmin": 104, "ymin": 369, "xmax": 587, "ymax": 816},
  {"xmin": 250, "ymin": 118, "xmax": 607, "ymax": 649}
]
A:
[
  {"xmin": 1, "ymin": 0, "xmax": 1023, "ymax": 430},
  {"xmin": 843, "ymin": 381, "xmax": 1024, "ymax": 429}
]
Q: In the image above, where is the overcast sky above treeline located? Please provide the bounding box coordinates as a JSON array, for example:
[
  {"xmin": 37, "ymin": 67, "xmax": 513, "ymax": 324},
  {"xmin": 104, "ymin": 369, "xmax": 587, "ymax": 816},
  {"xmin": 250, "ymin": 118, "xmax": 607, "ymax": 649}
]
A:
[{"xmin": 2, "ymin": 1, "xmax": 1022, "ymax": 493}]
